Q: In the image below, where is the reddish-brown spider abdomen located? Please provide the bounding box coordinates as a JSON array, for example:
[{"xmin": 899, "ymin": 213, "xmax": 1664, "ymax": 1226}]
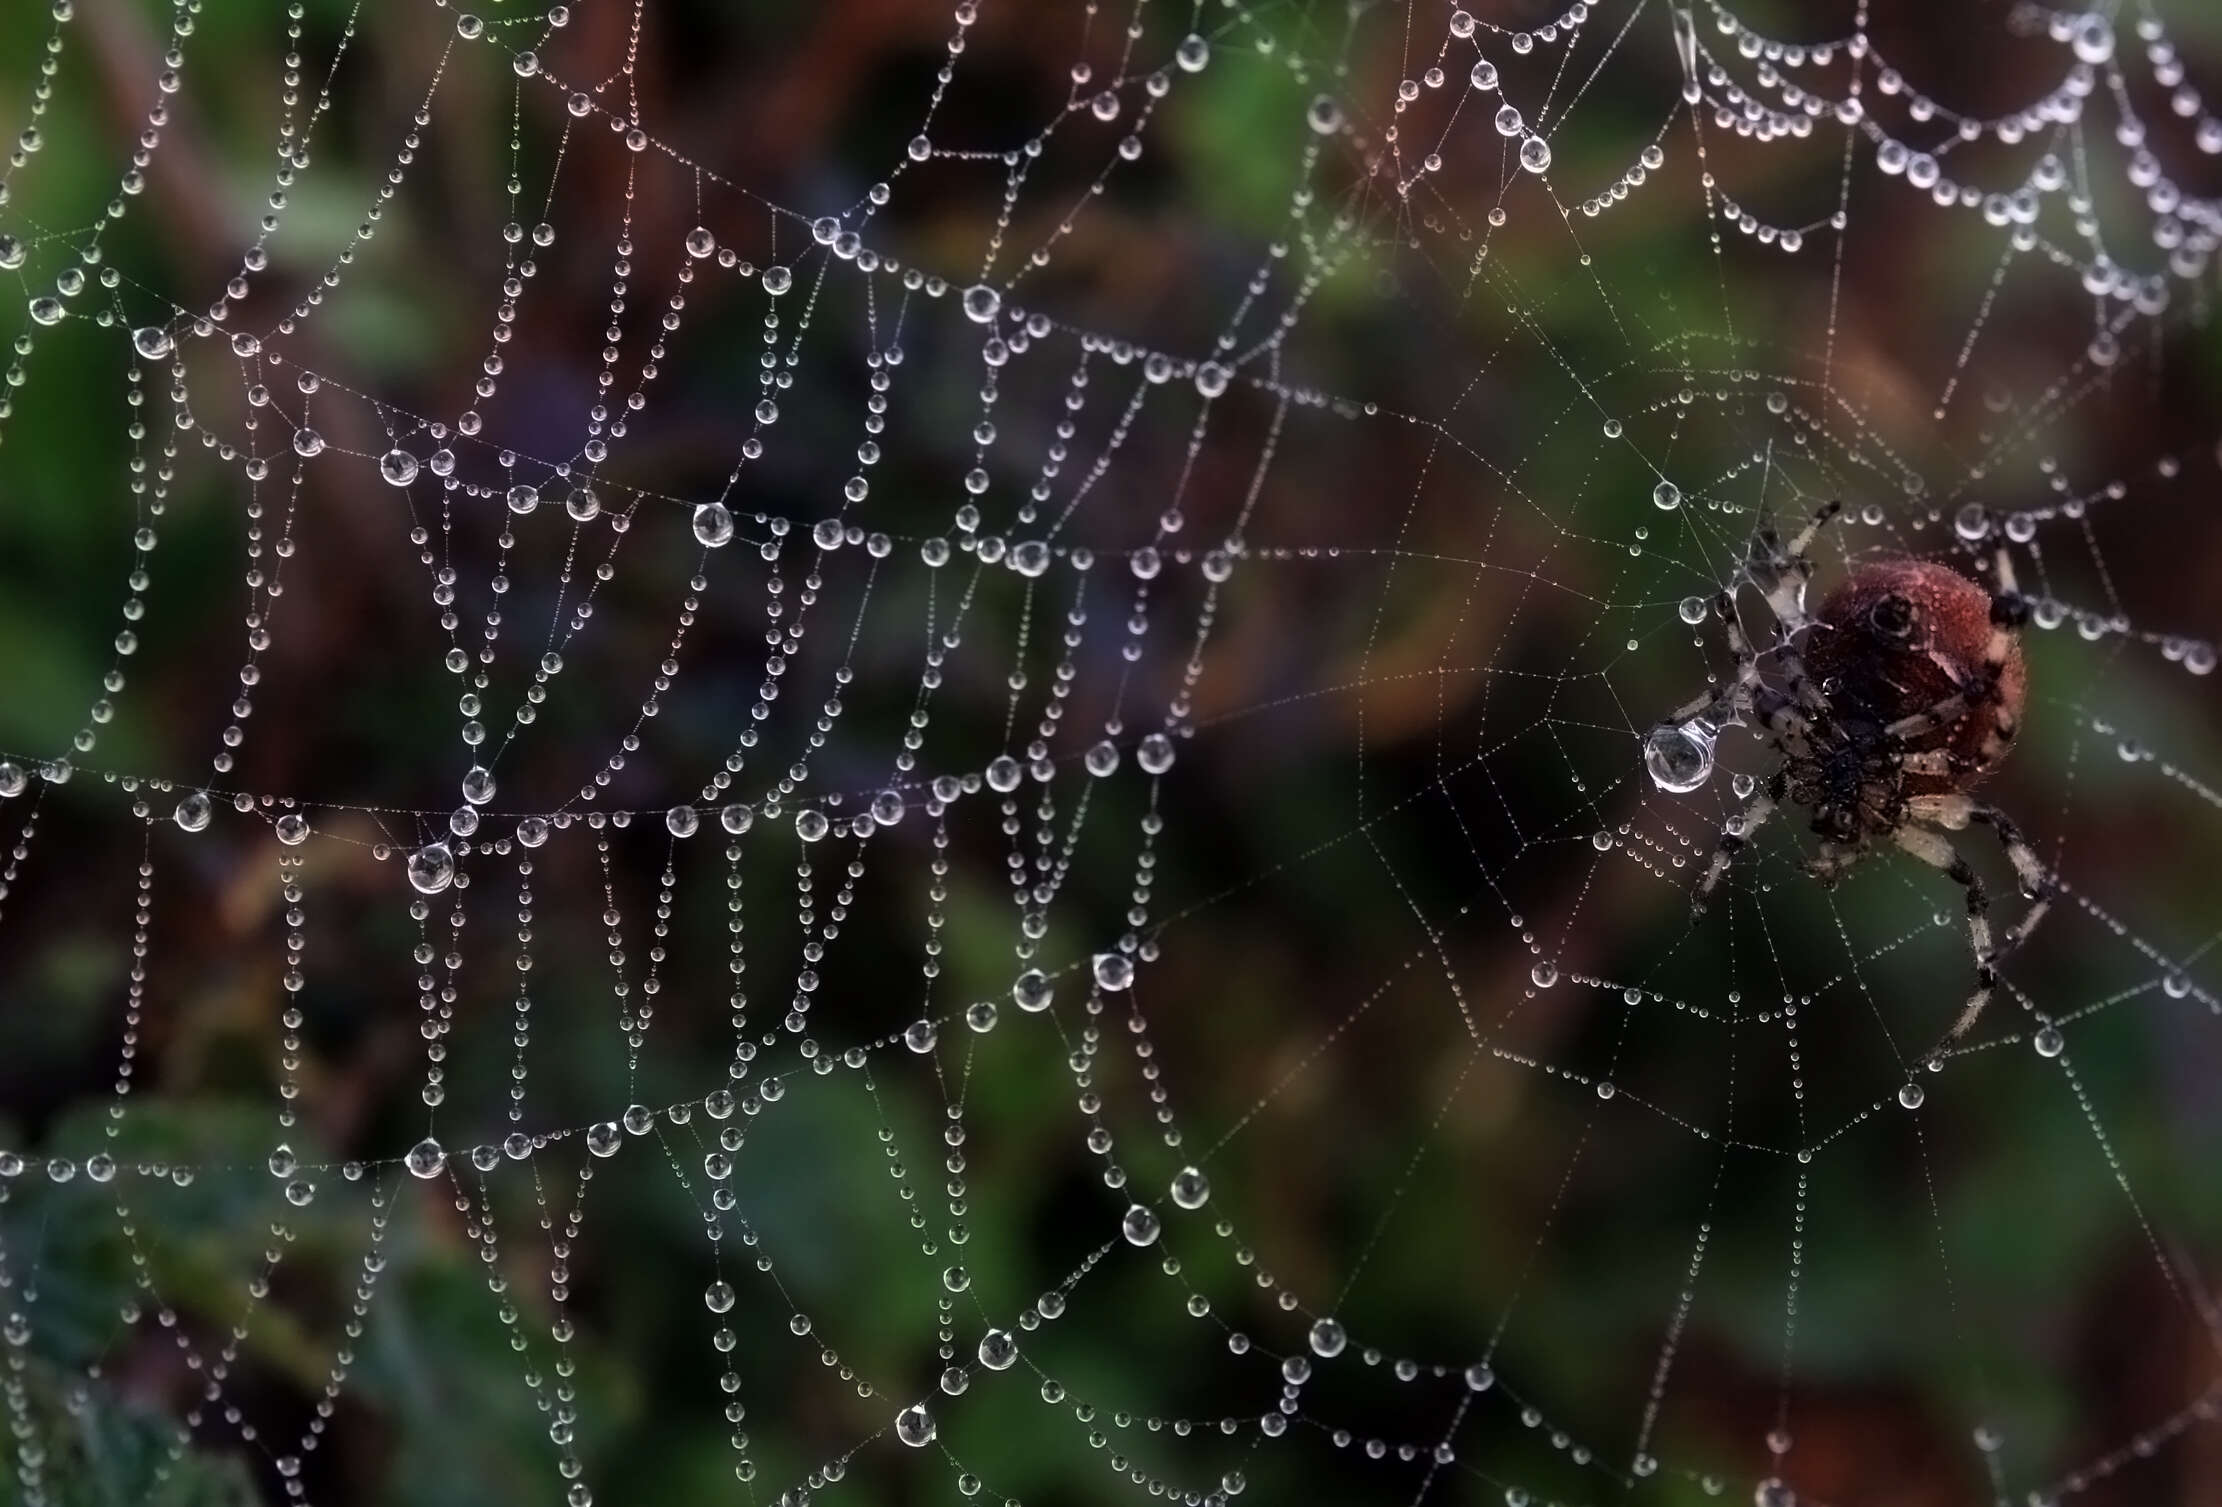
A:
[{"xmin": 1806, "ymin": 557, "xmax": 2026, "ymax": 796}]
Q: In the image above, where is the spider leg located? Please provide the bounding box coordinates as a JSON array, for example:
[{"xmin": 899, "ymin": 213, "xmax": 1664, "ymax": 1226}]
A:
[
  {"xmin": 1892, "ymin": 823, "xmax": 1998, "ymax": 1042},
  {"xmin": 1885, "ymin": 685, "xmax": 1973, "ymax": 745},
  {"xmin": 1751, "ymin": 684, "xmax": 1814, "ymax": 759},
  {"xmin": 1751, "ymin": 498, "xmax": 1843, "ymax": 633},
  {"xmin": 1780, "ymin": 497, "xmax": 1845, "ymax": 565},
  {"xmin": 1803, "ymin": 839, "xmax": 1862, "ymax": 886},
  {"xmin": 1968, "ymin": 545, "xmax": 2030, "ymax": 768},
  {"xmin": 1883, "ymin": 545, "xmax": 2030, "ymax": 753},
  {"xmin": 1952, "ymin": 798, "xmax": 2056, "ymax": 966},
  {"xmin": 1661, "ymin": 590, "xmax": 1760, "ymax": 729},
  {"xmin": 1692, "ymin": 769, "xmax": 1788, "ymax": 915},
  {"xmin": 1900, "ymin": 750, "xmax": 1954, "ymax": 779}
]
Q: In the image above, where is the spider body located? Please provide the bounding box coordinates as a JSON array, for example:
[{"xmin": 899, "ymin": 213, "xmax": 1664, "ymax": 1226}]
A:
[
  {"xmin": 1804, "ymin": 558, "xmax": 2025, "ymax": 799},
  {"xmin": 1657, "ymin": 501, "xmax": 2055, "ymax": 1052}
]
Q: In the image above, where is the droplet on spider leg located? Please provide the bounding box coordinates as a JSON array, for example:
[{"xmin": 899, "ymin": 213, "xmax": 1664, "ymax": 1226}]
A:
[{"xmin": 1643, "ymin": 718, "xmax": 1717, "ymax": 793}]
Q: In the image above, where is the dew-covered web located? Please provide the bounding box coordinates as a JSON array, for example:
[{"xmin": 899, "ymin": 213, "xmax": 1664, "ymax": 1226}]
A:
[{"xmin": 2, "ymin": 0, "xmax": 2221, "ymax": 1504}]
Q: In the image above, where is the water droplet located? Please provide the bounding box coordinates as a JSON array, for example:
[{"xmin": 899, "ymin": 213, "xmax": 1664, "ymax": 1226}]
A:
[
  {"xmin": 407, "ymin": 843, "xmax": 456, "ymax": 894},
  {"xmin": 2033, "ymin": 1025, "xmax": 2064, "ymax": 1058},
  {"xmin": 1897, "ymin": 1081, "xmax": 1925, "ymax": 1110},
  {"xmin": 1470, "ymin": 58, "xmax": 1499, "ymax": 91},
  {"xmin": 1652, "ymin": 480, "xmax": 1682, "ymax": 510},
  {"xmin": 666, "ymin": 804, "xmax": 699, "ymax": 838},
  {"xmin": 462, "ymin": 766, "xmax": 496, "ymax": 805},
  {"xmin": 2071, "ymin": 14, "xmax": 2114, "ymax": 65},
  {"xmin": 516, "ymin": 816, "xmax": 548, "ymax": 848},
  {"xmin": 1137, "ymin": 732, "xmax": 1176, "ymax": 774},
  {"xmin": 904, "ymin": 1019, "xmax": 938, "ymax": 1053},
  {"xmin": 693, "ymin": 502, "xmax": 735, "ymax": 548},
  {"xmin": 1013, "ymin": 969, "xmax": 1054, "ymax": 1012},
  {"xmin": 173, "ymin": 791, "xmax": 212, "ymax": 832},
  {"xmin": 1093, "ymin": 952, "xmax": 1135, "ymax": 991},
  {"xmin": 506, "ymin": 484, "xmax": 539, "ymax": 516},
  {"xmin": 379, "ymin": 450, "xmax": 419, "ymax": 486},
  {"xmin": 1644, "ymin": 719, "xmax": 1717, "ymax": 793},
  {"xmin": 1121, "ymin": 1204, "xmax": 1161, "ymax": 1245},
  {"xmin": 1307, "ymin": 95, "xmax": 1343, "ymax": 134},
  {"xmin": 1194, "ymin": 361, "xmax": 1230, "ymax": 398},
  {"xmin": 720, "ymin": 803, "xmax": 755, "ymax": 835},
  {"xmin": 1084, "ymin": 740, "xmax": 1120, "ymax": 777},
  {"xmin": 871, "ymin": 790, "xmax": 905, "ymax": 827},
  {"xmin": 293, "ymin": 429, "xmax": 325, "ymax": 458},
  {"xmin": 684, "ymin": 225, "xmax": 715, "ymax": 259},
  {"xmin": 1679, "ymin": 596, "xmax": 1708, "ymax": 625},
  {"xmin": 1464, "ymin": 1362, "xmax": 1495, "ymax": 1392},
  {"xmin": 131, "ymin": 326, "xmax": 172, "ymax": 361},
  {"xmin": 895, "ymin": 1402, "xmax": 937, "ymax": 1447},
  {"xmin": 795, "ymin": 809, "xmax": 829, "ymax": 842},
  {"xmin": 586, "ymin": 1122, "xmax": 623, "ymax": 1157},
  {"xmin": 1174, "ymin": 32, "xmax": 1209, "ymax": 71},
  {"xmin": 1170, "ymin": 1165, "xmax": 1210, "ymax": 1209},
  {"xmin": 1308, "ymin": 1318, "xmax": 1347, "ymax": 1358},
  {"xmin": 1530, "ymin": 961, "xmax": 1558, "ymax": 989},
  {"xmin": 27, "ymin": 296, "xmax": 64, "ymax": 326},
  {"xmin": 275, "ymin": 813, "xmax": 308, "ymax": 846},
  {"xmin": 0, "ymin": 763, "xmax": 23, "ymax": 798},
  {"xmin": 1519, "ymin": 135, "xmax": 1552, "ymax": 173},
  {"xmin": 962, "ymin": 284, "xmax": 1001, "ymax": 324},
  {"xmin": 405, "ymin": 1138, "xmax": 446, "ymax": 1178},
  {"xmin": 977, "ymin": 1328, "xmax": 1018, "ymax": 1369}
]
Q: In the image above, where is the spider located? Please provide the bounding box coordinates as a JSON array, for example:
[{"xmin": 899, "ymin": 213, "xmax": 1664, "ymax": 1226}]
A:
[{"xmin": 1652, "ymin": 498, "xmax": 2056, "ymax": 1048}]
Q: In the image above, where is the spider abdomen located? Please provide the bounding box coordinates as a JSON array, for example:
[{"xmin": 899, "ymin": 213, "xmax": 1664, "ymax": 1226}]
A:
[{"xmin": 1806, "ymin": 558, "xmax": 2026, "ymax": 795}]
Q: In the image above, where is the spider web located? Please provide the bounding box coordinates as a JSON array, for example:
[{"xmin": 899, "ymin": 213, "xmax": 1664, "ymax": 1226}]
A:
[{"xmin": 1, "ymin": 1, "xmax": 2219, "ymax": 1505}]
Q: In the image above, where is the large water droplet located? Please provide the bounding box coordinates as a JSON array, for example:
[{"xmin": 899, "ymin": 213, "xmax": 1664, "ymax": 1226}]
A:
[
  {"xmin": 1121, "ymin": 1204, "xmax": 1161, "ymax": 1245},
  {"xmin": 407, "ymin": 843, "xmax": 456, "ymax": 894},
  {"xmin": 405, "ymin": 1137, "xmax": 447, "ymax": 1178},
  {"xmin": 173, "ymin": 791, "xmax": 212, "ymax": 832},
  {"xmin": 1643, "ymin": 719, "xmax": 1717, "ymax": 793},
  {"xmin": 894, "ymin": 1402, "xmax": 937, "ymax": 1447},
  {"xmin": 961, "ymin": 284, "xmax": 1000, "ymax": 324},
  {"xmin": 1169, "ymin": 1165, "xmax": 1210, "ymax": 1209},
  {"xmin": 1093, "ymin": 952, "xmax": 1135, "ymax": 991},
  {"xmin": 1013, "ymin": 969, "xmax": 1053, "ymax": 1012},
  {"xmin": 693, "ymin": 502, "xmax": 735, "ymax": 548},
  {"xmin": 977, "ymin": 1328, "xmax": 1017, "ymax": 1370}
]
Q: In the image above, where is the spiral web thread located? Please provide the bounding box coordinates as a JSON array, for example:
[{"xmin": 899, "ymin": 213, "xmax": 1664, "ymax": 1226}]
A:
[{"xmin": 1, "ymin": 0, "xmax": 2220, "ymax": 1504}]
